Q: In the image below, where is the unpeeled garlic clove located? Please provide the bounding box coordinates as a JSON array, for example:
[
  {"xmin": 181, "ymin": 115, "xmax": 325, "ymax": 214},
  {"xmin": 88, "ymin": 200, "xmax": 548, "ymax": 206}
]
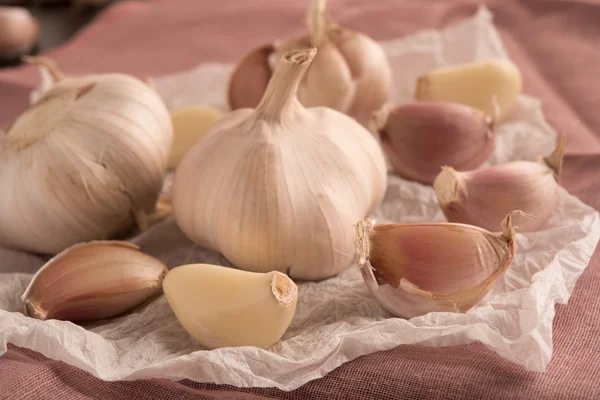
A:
[
  {"xmin": 163, "ymin": 264, "xmax": 298, "ymax": 350},
  {"xmin": 371, "ymin": 102, "xmax": 495, "ymax": 184},
  {"xmin": 227, "ymin": 44, "xmax": 276, "ymax": 111},
  {"xmin": 21, "ymin": 241, "xmax": 168, "ymax": 322},
  {"xmin": 167, "ymin": 106, "xmax": 223, "ymax": 169},
  {"xmin": 434, "ymin": 134, "xmax": 566, "ymax": 232},
  {"xmin": 355, "ymin": 212, "xmax": 520, "ymax": 318},
  {"xmin": 415, "ymin": 59, "xmax": 522, "ymax": 123}
]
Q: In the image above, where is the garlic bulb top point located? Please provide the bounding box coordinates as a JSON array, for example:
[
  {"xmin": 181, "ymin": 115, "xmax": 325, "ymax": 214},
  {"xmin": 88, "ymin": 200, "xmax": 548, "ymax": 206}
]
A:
[
  {"xmin": 541, "ymin": 132, "xmax": 567, "ymax": 181},
  {"xmin": 22, "ymin": 55, "xmax": 64, "ymax": 83}
]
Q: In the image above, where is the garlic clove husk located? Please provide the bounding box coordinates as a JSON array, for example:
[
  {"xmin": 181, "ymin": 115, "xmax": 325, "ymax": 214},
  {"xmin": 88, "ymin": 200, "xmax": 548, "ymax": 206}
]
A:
[
  {"xmin": 21, "ymin": 241, "xmax": 168, "ymax": 322},
  {"xmin": 415, "ymin": 59, "xmax": 522, "ymax": 123},
  {"xmin": 433, "ymin": 134, "xmax": 566, "ymax": 232},
  {"xmin": 371, "ymin": 102, "xmax": 495, "ymax": 184},
  {"xmin": 0, "ymin": 57, "xmax": 173, "ymax": 254},
  {"xmin": 355, "ymin": 212, "xmax": 520, "ymax": 318},
  {"xmin": 167, "ymin": 106, "xmax": 223, "ymax": 169},
  {"xmin": 173, "ymin": 48, "xmax": 387, "ymax": 281},
  {"xmin": 227, "ymin": 0, "xmax": 392, "ymax": 127},
  {"xmin": 163, "ymin": 263, "xmax": 297, "ymax": 350}
]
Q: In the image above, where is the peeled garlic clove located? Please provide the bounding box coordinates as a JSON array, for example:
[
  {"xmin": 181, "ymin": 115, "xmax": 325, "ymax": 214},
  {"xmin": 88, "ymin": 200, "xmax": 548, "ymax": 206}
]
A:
[
  {"xmin": 167, "ymin": 106, "xmax": 223, "ymax": 169},
  {"xmin": 228, "ymin": 0, "xmax": 392, "ymax": 127},
  {"xmin": 0, "ymin": 7, "xmax": 39, "ymax": 63},
  {"xmin": 163, "ymin": 264, "xmax": 297, "ymax": 349},
  {"xmin": 434, "ymin": 134, "xmax": 566, "ymax": 232},
  {"xmin": 356, "ymin": 212, "xmax": 520, "ymax": 318},
  {"xmin": 21, "ymin": 241, "xmax": 168, "ymax": 322},
  {"xmin": 415, "ymin": 59, "xmax": 522, "ymax": 123},
  {"xmin": 371, "ymin": 102, "xmax": 495, "ymax": 184}
]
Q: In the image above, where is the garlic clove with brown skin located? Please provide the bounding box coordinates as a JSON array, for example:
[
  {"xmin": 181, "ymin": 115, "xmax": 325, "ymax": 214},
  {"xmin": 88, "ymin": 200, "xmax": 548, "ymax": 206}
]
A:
[
  {"xmin": 356, "ymin": 212, "xmax": 521, "ymax": 318},
  {"xmin": 433, "ymin": 134, "xmax": 566, "ymax": 232},
  {"xmin": 173, "ymin": 48, "xmax": 387, "ymax": 281},
  {"xmin": 163, "ymin": 264, "xmax": 297, "ymax": 349},
  {"xmin": 371, "ymin": 102, "xmax": 495, "ymax": 184},
  {"xmin": 21, "ymin": 241, "xmax": 168, "ymax": 322},
  {"xmin": 227, "ymin": 0, "xmax": 392, "ymax": 127}
]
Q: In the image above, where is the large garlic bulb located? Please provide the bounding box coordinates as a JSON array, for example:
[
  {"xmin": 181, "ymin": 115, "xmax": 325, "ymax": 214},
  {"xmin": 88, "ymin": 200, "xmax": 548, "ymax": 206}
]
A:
[
  {"xmin": 173, "ymin": 48, "xmax": 387, "ymax": 281},
  {"xmin": 0, "ymin": 58, "xmax": 173, "ymax": 254},
  {"xmin": 228, "ymin": 0, "xmax": 392, "ymax": 127}
]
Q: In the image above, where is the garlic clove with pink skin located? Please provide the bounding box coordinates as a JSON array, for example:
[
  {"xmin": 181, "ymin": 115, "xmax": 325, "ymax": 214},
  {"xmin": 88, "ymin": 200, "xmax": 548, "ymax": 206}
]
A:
[
  {"xmin": 227, "ymin": 0, "xmax": 392, "ymax": 128},
  {"xmin": 434, "ymin": 134, "xmax": 566, "ymax": 232},
  {"xmin": 371, "ymin": 102, "xmax": 495, "ymax": 184},
  {"xmin": 355, "ymin": 212, "xmax": 521, "ymax": 319}
]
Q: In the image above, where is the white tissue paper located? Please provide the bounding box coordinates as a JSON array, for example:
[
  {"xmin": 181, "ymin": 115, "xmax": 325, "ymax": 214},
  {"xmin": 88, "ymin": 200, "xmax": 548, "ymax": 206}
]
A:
[{"xmin": 1, "ymin": 6, "xmax": 599, "ymax": 391}]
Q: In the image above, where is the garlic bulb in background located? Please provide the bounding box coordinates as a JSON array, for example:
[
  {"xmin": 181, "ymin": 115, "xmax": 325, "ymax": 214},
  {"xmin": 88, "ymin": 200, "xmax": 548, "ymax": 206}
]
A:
[
  {"xmin": 173, "ymin": 48, "xmax": 387, "ymax": 281},
  {"xmin": 228, "ymin": 0, "xmax": 392, "ymax": 127},
  {"xmin": 415, "ymin": 59, "xmax": 522, "ymax": 123},
  {"xmin": 434, "ymin": 134, "xmax": 566, "ymax": 232},
  {"xmin": 163, "ymin": 264, "xmax": 297, "ymax": 349},
  {"xmin": 356, "ymin": 212, "xmax": 520, "ymax": 318},
  {"xmin": 22, "ymin": 241, "xmax": 168, "ymax": 322},
  {"xmin": 371, "ymin": 102, "xmax": 495, "ymax": 184},
  {"xmin": 0, "ymin": 57, "xmax": 173, "ymax": 254},
  {"xmin": 0, "ymin": 7, "xmax": 39, "ymax": 63}
]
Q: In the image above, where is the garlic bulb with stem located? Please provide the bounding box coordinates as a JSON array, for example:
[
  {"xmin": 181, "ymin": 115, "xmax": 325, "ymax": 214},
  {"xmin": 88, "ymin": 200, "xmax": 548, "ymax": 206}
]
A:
[
  {"xmin": 356, "ymin": 211, "xmax": 523, "ymax": 318},
  {"xmin": 0, "ymin": 57, "xmax": 173, "ymax": 254},
  {"xmin": 22, "ymin": 241, "xmax": 168, "ymax": 322},
  {"xmin": 163, "ymin": 263, "xmax": 297, "ymax": 349},
  {"xmin": 228, "ymin": 0, "xmax": 392, "ymax": 127},
  {"xmin": 371, "ymin": 102, "xmax": 495, "ymax": 184},
  {"xmin": 434, "ymin": 134, "xmax": 566, "ymax": 232},
  {"xmin": 414, "ymin": 59, "xmax": 522, "ymax": 124},
  {"xmin": 173, "ymin": 48, "xmax": 387, "ymax": 281}
]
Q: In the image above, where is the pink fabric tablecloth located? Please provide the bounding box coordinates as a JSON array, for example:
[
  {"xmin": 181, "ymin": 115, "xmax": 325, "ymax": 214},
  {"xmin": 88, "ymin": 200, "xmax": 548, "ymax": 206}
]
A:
[{"xmin": 2, "ymin": 0, "xmax": 600, "ymax": 398}]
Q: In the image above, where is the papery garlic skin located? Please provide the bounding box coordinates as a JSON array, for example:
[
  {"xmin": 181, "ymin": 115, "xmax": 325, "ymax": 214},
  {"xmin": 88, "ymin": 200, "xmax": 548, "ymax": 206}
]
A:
[
  {"xmin": 163, "ymin": 264, "xmax": 297, "ymax": 349},
  {"xmin": 228, "ymin": 0, "xmax": 392, "ymax": 127},
  {"xmin": 356, "ymin": 212, "xmax": 519, "ymax": 318},
  {"xmin": 415, "ymin": 59, "xmax": 522, "ymax": 123},
  {"xmin": 173, "ymin": 48, "xmax": 387, "ymax": 281},
  {"xmin": 372, "ymin": 102, "xmax": 495, "ymax": 184},
  {"xmin": 433, "ymin": 136, "xmax": 565, "ymax": 232},
  {"xmin": 21, "ymin": 241, "xmax": 168, "ymax": 322},
  {"xmin": 0, "ymin": 58, "xmax": 173, "ymax": 254}
]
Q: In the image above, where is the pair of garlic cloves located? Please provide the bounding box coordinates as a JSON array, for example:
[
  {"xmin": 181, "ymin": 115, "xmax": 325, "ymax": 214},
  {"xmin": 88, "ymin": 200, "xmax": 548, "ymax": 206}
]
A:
[
  {"xmin": 356, "ymin": 211, "xmax": 521, "ymax": 318},
  {"xmin": 434, "ymin": 134, "xmax": 566, "ymax": 232}
]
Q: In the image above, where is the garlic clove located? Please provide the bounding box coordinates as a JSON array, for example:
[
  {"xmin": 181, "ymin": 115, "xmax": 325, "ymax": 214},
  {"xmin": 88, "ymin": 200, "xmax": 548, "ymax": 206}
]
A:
[
  {"xmin": 355, "ymin": 212, "xmax": 520, "ymax": 318},
  {"xmin": 227, "ymin": 44, "xmax": 275, "ymax": 110},
  {"xmin": 434, "ymin": 134, "xmax": 566, "ymax": 232},
  {"xmin": 0, "ymin": 7, "xmax": 39, "ymax": 63},
  {"xmin": 163, "ymin": 264, "xmax": 297, "ymax": 350},
  {"xmin": 167, "ymin": 106, "xmax": 223, "ymax": 169},
  {"xmin": 21, "ymin": 241, "xmax": 168, "ymax": 322},
  {"xmin": 371, "ymin": 102, "xmax": 495, "ymax": 184},
  {"xmin": 415, "ymin": 59, "xmax": 522, "ymax": 123}
]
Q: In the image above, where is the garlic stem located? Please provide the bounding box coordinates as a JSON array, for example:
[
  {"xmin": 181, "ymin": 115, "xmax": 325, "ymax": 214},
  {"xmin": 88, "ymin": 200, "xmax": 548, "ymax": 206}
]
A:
[
  {"xmin": 307, "ymin": 0, "xmax": 330, "ymax": 47},
  {"xmin": 255, "ymin": 48, "xmax": 317, "ymax": 122},
  {"xmin": 21, "ymin": 55, "xmax": 63, "ymax": 82}
]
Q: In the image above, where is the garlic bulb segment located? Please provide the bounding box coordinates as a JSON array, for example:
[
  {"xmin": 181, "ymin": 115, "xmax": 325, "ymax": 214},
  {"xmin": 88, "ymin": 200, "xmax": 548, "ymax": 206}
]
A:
[
  {"xmin": 371, "ymin": 102, "xmax": 495, "ymax": 184},
  {"xmin": 163, "ymin": 263, "xmax": 297, "ymax": 349},
  {"xmin": 21, "ymin": 241, "xmax": 168, "ymax": 322},
  {"xmin": 415, "ymin": 59, "xmax": 522, "ymax": 123},
  {"xmin": 173, "ymin": 48, "xmax": 387, "ymax": 281},
  {"xmin": 0, "ymin": 7, "xmax": 39, "ymax": 63},
  {"xmin": 434, "ymin": 134, "xmax": 566, "ymax": 232},
  {"xmin": 167, "ymin": 106, "xmax": 223, "ymax": 169},
  {"xmin": 355, "ymin": 212, "xmax": 520, "ymax": 318},
  {"xmin": 0, "ymin": 57, "xmax": 173, "ymax": 254},
  {"xmin": 227, "ymin": 0, "xmax": 392, "ymax": 127}
]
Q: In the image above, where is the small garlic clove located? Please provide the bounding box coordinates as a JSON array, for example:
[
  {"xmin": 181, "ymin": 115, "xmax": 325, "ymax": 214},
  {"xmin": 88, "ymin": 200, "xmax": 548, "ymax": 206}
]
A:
[
  {"xmin": 227, "ymin": 44, "xmax": 275, "ymax": 110},
  {"xmin": 415, "ymin": 59, "xmax": 522, "ymax": 123},
  {"xmin": 163, "ymin": 264, "xmax": 298, "ymax": 350},
  {"xmin": 372, "ymin": 102, "xmax": 495, "ymax": 184},
  {"xmin": 434, "ymin": 134, "xmax": 566, "ymax": 232},
  {"xmin": 0, "ymin": 7, "xmax": 39, "ymax": 63},
  {"xmin": 167, "ymin": 106, "xmax": 223, "ymax": 169},
  {"xmin": 21, "ymin": 241, "xmax": 168, "ymax": 322},
  {"xmin": 355, "ymin": 212, "xmax": 520, "ymax": 318}
]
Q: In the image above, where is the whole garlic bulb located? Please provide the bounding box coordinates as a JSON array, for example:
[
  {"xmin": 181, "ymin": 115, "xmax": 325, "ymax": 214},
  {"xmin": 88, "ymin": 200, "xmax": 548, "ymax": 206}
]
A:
[
  {"xmin": 173, "ymin": 48, "xmax": 387, "ymax": 281},
  {"xmin": 0, "ymin": 57, "xmax": 173, "ymax": 254},
  {"xmin": 228, "ymin": 0, "xmax": 392, "ymax": 127}
]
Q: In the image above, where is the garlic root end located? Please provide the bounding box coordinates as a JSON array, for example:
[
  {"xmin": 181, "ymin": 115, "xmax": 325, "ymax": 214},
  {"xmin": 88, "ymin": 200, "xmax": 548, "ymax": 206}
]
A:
[
  {"xmin": 271, "ymin": 272, "xmax": 297, "ymax": 305},
  {"xmin": 355, "ymin": 218, "xmax": 374, "ymax": 264},
  {"xmin": 433, "ymin": 166, "xmax": 459, "ymax": 207}
]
